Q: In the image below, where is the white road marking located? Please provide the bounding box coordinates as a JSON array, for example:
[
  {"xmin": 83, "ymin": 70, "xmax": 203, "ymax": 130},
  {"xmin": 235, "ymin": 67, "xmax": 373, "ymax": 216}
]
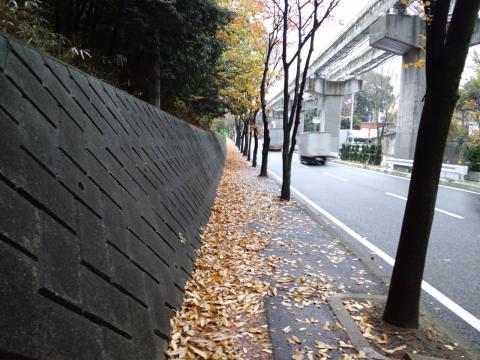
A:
[
  {"xmin": 331, "ymin": 162, "xmax": 480, "ymax": 195},
  {"xmin": 433, "ymin": 208, "xmax": 464, "ymax": 219},
  {"xmin": 385, "ymin": 192, "xmax": 407, "ymax": 201},
  {"xmin": 385, "ymin": 192, "xmax": 464, "ymax": 219},
  {"xmin": 323, "ymin": 172, "xmax": 348, "ymax": 182},
  {"xmin": 267, "ymin": 169, "xmax": 480, "ymax": 333}
]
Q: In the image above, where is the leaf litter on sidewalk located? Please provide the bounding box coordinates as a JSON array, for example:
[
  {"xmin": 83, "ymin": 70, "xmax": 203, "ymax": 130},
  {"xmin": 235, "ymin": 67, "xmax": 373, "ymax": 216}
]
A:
[
  {"xmin": 167, "ymin": 142, "xmax": 397, "ymax": 360},
  {"xmin": 167, "ymin": 143, "xmax": 275, "ymax": 359}
]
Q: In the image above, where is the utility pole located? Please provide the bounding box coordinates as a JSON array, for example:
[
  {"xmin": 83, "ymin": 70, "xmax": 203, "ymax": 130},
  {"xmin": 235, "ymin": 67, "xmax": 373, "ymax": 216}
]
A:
[{"xmin": 350, "ymin": 93, "xmax": 355, "ymax": 130}]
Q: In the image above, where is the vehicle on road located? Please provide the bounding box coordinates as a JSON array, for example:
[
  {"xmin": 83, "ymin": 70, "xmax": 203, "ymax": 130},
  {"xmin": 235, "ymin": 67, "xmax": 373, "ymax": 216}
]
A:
[
  {"xmin": 298, "ymin": 131, "xmax": 337, "ymax": 165},
  {"xmin": 269, "ymin": 128, "xmax": 283, "ymax": 151}
]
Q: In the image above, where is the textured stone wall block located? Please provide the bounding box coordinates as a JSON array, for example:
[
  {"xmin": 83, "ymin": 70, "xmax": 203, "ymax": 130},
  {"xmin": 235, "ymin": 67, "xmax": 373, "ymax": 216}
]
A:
[{"xmin": 0, "ymin": 33, "xmax": 226, "ymax": 360}]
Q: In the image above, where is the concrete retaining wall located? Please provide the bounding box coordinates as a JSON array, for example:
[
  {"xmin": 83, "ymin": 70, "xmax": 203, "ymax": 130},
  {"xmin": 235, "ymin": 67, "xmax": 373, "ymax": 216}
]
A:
[{"xmin": 0, "ymin": 33, "xmax": 225, "ymax": 360}]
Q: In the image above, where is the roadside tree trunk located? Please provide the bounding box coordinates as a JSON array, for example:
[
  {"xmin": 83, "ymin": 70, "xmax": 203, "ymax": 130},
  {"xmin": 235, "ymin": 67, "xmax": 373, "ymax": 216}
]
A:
[
  {"xmin": 243, "ymin": 123, "xmax": 249, "ymax": 156},
  {"xmin": 240, "ymin": 124, "xmax": 245, "ymax": 152},
  {"xmin": 247, "ymin": 124, "xmax": 253, "ymax": 161},
  {"xmin": 235, "ymin": 118, "xmax": 242, "ymax": 148},
  {"xmin": 383, "ymin": 0, "xmax": 479, "ymax": 328},
  {"xmin": 252, "ymin": 128, "xmax": 259, "ymax": 167},
  {"xmin": 259, "ymin": 127, "xmax": 270, "ymax": 176}
]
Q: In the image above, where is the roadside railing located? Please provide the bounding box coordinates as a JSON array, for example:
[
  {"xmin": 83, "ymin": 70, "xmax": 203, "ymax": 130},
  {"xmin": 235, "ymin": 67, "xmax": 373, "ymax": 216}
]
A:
[{"xmin": 383, "ymin": 158, "xmax": 469, "ymax": 181}]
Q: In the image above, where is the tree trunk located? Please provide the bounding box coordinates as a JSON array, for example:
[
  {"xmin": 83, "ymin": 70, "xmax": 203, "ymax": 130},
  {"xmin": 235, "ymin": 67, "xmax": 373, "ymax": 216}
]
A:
[
  {"xmin": 280, "ymin": 109, "xmax": 292, "ymax": 199},
  {"xmin": 150, "ymin": 30, "xmax": 161, "ymax": 108},
  {"xmin": 81, "ymin": 1, "xmax": 95, "ymax": 47},
  {"xmin": 280, "ymin": 147, "xmax": 292, "ymax": 200},
  {"xmin": 239, "ymin": 124, "xmax": 245, "ymax": 153},
  {"xmin": 259, "ymin": 34, "xmax": 273, "ymax": 176},
  {"xmin": 247, "ymin": 125, "xmax": 252, "ymax": 161},
  {"xmin": 252, "ymin": 128, "xmax": 259, "ymax": 167},
  {"xmin": 259, "ymin": 129, "xmax": 270, "ymax": 176},
  {"xmin": 242, "ymin": 125, "xmax": 249, "ymax": 156},
  {"xmin": 383, "ymin": 88, "xmax": 452, "ymax": 327},
  {"xmin": 383, "ymin": 0, "xmax": 479, "ymax": 328},
  {"xmin": 241, "ymin": 124, "xmax": 248, "ymax": 154},
  {"xmin": 235, "ymin": 119, "xmax": 242, "ymax": 148}
]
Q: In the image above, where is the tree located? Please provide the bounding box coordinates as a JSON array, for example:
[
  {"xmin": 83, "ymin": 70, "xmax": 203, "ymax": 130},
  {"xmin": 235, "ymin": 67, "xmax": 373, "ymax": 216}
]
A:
[
  {"xmin": 355, "ymin": 71, "xmax": 396, "ymax": 142},
  {"xmin": 457, "ymin": 51, "xmax": 480, "ymax": 135},
  {"xmin": 304, "ymin": 108, "xmax": 320, "ymax": 132},
  {"xmin": 2, "ymin": 0, "xmax": 232, "ymax": 127},
  {"xmin": 383, "ymin": 0, "xmax": 480, "ymax": 328},
  {"xmin": 466, "ymin": 132, "xmax": 480, "ymax": 171},
  {"xmin": 259, "ymin": 0, "xmax": 282, "ymax": 176},
  {"xmin": 216, "ymin": 0, "xmax": 265, "ymax": 154},
  {"xmin": 277, "ymin": 0, "xmax": 340, "ymax": 200}
]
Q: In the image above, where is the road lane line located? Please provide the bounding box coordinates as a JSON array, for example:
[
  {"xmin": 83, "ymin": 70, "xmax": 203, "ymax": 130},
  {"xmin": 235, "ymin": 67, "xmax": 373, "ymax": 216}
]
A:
[
  {"xmin": 385, "ymin": 192, "xmax": 464, "ymax": 219},
  {"xmin": 323, "ymin": 172, "xmax": 348, "ymax": 182},
  {"xmin": 267, "ymin": 169, "xmax": 480, "ymax": 332},
  {"xmin": 385, "ymin": 192, "xmax": 407, "ymax": 200},
  {"xmin": 330, "ymin": 162, "xmax": 480, "ymax": 195},
  {"xmin": 433, "ymin": 208, "xmax": 464, "ymax": 219}
]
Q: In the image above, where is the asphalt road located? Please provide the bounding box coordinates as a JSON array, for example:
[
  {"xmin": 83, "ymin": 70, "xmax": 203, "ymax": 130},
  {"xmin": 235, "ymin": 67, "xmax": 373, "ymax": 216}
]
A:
[{"xmin": 261, "ymin": 150, "xmax": 480, "ymax": 346}]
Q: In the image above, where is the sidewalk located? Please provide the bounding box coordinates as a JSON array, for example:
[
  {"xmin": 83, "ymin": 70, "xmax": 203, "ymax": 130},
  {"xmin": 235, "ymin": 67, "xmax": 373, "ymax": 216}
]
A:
[
  {"xmin": 251, "ymin": 169, "xmax": 386, "ymax": 359},
  {"xmin": 167, "ymin": 142, "xmax": 477, "ymax": 360}
]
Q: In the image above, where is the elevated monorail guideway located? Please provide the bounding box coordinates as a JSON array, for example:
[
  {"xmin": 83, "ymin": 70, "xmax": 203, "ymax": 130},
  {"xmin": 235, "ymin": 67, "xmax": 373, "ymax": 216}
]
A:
[
  {"xmin": 308, "ymin": 0, "xmax": 398, "ymax": 76},
  {"xmin": 326, "ymin": 47, "xmax": 394, "ymax": 80},
  {"xmin": 268, "ymin": 0, "xmax": 399, "ymax": 108}
]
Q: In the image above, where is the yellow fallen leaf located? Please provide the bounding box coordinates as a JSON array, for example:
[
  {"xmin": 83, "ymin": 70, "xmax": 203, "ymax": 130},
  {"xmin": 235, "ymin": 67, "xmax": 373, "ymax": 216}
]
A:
[
  {"xmin": 357, "ymin": 350, "xmax": 367, "ymax": 358},
  {"xmin": 292, "ymin": 351, "xmax": 305, "ymax": 360},
  {"xmin": 385, "ymin": 344, "xmax": 407, "ymax": 354},
  {"xmin": 282, "ymin": 325, "xmax": 292, "ymax": 333},
  {"xmin": 338, "ymin": 340, "xmax": 354, "ymax": 348},
  {"xmin": 315, "ymin": 341, "xmax": 335, "ymax": 350},
  {"xmin": 188, "ymin": 345, "xmax": 208, "ymax": 359},
  {"xmin": 288, "ymin": 335, "xmax": 302, "ymax": 344}
]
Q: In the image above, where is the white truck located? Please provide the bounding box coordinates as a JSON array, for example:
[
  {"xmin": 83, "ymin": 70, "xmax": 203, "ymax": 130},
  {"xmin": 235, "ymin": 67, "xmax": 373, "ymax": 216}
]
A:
[
  {"xmin": 268, "ymin": 128, "xmax": 283, "ymax": 151},
  {"xmin": 298, "ymin": 131, "xmax": 337, "ymax": 165}
]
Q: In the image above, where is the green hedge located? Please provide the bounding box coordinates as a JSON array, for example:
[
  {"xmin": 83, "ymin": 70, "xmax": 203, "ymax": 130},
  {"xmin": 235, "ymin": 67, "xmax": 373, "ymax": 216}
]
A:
[
  {"xmin": 340, "ymin": 143, "xmax": 382, "ymax": 165},
  {"xmin": 467, "ymin": 145, "xmax": 480, "ymax": 171}
]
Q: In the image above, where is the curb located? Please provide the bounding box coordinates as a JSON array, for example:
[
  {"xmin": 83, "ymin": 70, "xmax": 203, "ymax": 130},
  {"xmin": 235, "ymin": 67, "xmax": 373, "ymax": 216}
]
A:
[
  {"xmin": 328, "ymin": 294, "xmax": 389, "ymax": 360},
  {"xmin": 328, "ymin": 294, "xmax": 448, "ymax": 360}
]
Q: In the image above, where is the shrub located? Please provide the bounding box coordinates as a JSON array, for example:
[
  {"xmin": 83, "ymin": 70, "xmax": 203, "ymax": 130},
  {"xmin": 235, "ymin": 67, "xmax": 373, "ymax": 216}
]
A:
[{"xmin": 467, "ymin": 133, "xmax": 480, "ymax": 171}]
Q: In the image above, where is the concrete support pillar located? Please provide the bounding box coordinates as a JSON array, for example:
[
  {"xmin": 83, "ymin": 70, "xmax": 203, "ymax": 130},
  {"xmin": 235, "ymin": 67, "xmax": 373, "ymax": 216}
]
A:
[
  {"xmin": 299, "ymin": 112, "xmax": 305, "ymax": 134},
  {"xmin": 394, "ymin": 48, "xmax": 426, "ymax": 159},
  {"xmin": 369, "ymin": 14, "xmax": 424, "ymax": 160},
  {"xmin": 305, "ymin": 77, "xmax": 362, "ymax": 153},
  {"xmin": 319, "ymin": 95, "xmax": 344, "ymax": 148}
]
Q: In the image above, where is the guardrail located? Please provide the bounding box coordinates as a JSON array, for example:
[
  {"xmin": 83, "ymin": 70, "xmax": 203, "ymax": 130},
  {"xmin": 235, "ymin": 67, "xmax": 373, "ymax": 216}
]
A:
[{"xmin": 383, "ymin": 158, "xmax": 469, "ymax": 181}]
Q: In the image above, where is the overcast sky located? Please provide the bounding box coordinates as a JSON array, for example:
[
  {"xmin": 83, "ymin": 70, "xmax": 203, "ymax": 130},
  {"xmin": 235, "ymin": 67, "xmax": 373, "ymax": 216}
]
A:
[{"xmin": 267, "ymin": 0, "xmax": 479, "ymax": 99}]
